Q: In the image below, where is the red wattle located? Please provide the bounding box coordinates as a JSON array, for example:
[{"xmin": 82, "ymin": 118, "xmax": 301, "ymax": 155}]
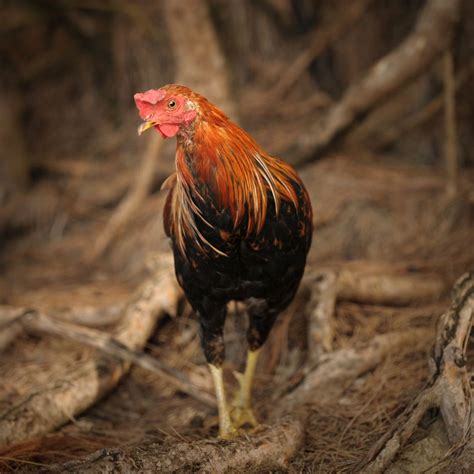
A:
[{"xmin": 158, "ymin": 123, "xmax": 180, "ymax": 138}]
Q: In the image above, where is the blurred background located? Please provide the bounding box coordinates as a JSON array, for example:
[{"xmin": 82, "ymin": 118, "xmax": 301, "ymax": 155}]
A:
[
  {"xmin": 0, "ymin": 0, "xmax": 473, "ymax": 279},
  {"xmin": 1, "ymin": 0, "xmax": 474, "ymax": 471}
]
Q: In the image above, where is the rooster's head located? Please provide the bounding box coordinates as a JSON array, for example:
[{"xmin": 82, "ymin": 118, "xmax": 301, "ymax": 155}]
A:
[{"xmin": 134, "ymin": 85, "xmax": 198, "ymax": 139}]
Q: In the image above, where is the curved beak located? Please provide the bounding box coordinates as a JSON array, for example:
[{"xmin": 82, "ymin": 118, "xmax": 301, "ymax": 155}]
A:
[{"xmin": 137, "ymin": 121, "xmax": 157, "ymax": 136}]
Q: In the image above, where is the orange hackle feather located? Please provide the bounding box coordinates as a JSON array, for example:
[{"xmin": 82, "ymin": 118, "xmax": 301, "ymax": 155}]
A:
[{"xmin": 163, "ymin": 85, "xmax": 302, "ymax": 257}]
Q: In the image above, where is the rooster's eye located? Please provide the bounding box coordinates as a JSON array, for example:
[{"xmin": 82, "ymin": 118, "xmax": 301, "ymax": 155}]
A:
[{"xmin": 168, "ymin": 99, "xmax": 176, "ymax": 109}]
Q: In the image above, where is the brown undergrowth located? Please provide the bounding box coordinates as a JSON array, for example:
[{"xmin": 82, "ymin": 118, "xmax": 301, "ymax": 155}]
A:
[{"xmin": 0, "ymin": 154, "xmax": 473, "ymax": 472}]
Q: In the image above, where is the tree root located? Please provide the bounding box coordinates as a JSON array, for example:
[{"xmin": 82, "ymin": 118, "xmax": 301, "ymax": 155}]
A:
[
  {"xmin": 304, "ymin": 266, "xmax": 444, "ymax": 362},
  {"xmin": 11, "ymin": 310, "xmax": 214, "ymax": 408},
  {"xmin": 0, "ymin": 254, "xmax": 181, "ymax": 449},
  {"xmin": 360, "ymin": 271, "xmax": 474, "ymax": 473},
  {"xmin": 48, "ymin": 418, "xmax": 304, "ymax": 473},
  {"xmin": 337, "ymin": 267, "xmax": 446, "ymax": 305},
  {"xmin": 254, "ymin": 0, "xmax": 374, "ymax": 108},
  {"xmin": 27, "ymin": 265, "xmax": 450, "ymax": 471},
  {"xmin": 362, "ymin": 61, "xmax": 474, "ymax": 153},
  {"xmin": 288, "ymin": 0, "xmax": 461, "ymax": 165},
  {"xmin": 276, "ymin": 328, "xmax": 432, "ymax": 416},
  {"xmin": 307, "ymin": 271, "xmax": 338, "ymax": 360}
]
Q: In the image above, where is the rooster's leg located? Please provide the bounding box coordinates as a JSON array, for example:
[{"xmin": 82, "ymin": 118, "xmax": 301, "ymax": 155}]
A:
[
  {"xmin": 231, "ymin": 348, "xmax": 260, "ymax": 428},
  {"xmin": 198, "ymin": 302, "xmax": 238, "ymax": 439},
  {"xmin": 208, "ymin": 364, "xmax": 238, "ymax": 439},
  {"xmin": 231, "ymin": 299, "xmax": 280, "ymax": 428}
]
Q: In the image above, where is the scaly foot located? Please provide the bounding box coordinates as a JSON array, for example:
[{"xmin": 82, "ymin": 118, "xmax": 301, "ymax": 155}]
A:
[
  {"xmin": 219, "ymin": 421, "xmax": 240, "ymax": 439},
  {"xmin": 231, "ymin": 370, "xmax": 259, "ymax": 429},
  {"xmin": 208, "ymin": 364, "xmax": 241, "ymax": 439},
  {"xmin": 230, "ymin": 401, "xmax": 258, "ymax": 429}
]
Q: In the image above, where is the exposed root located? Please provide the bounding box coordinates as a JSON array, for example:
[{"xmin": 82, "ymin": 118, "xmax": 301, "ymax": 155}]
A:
[
  {"xmin": 288, "ymin": 0, "xmax": 461, "ymax": 164},
  {"xmin": 307, "ymin": 270, "xmax": 338, "ymax": 360},
  {"xmin": 0, "ymin": 254, "xmax": 181, "ymax": 449},
  {"xmin": 276, "ymin": 328, "xmax": 432, "ymax": 417},
  {"xmin": 254, "ymin": 0, "xmax": 373, "ymax": 108},
  {"xmin": 48, "ymin": 418, "xmax": 304, "ymax": 473},
  {"xmin": 337, "ymin": 267, "xmax": 446, "ymax": 305},
  {"xmin": 8, "ymin": 309, "xmax": 214, "ymax": 408},
  {"xmin": 361, "ymin": 271, "xmax": 474, "ymax": 473}
]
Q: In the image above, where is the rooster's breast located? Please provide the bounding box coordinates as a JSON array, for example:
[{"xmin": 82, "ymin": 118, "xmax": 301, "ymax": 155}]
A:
[{"xmin": 169, "ymin": 180, "xmax": 312, "ymax": 308}]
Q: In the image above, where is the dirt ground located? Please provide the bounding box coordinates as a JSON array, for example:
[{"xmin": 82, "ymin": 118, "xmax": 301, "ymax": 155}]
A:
[{"xmin": 1, "ymin": 153, "xmax": 473, "ymax": 472}]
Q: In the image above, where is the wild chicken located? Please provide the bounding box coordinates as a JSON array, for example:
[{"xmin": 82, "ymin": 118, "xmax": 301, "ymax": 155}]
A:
[{"xmin": 134, "ymin": 85, "xmax": 312, "ymax": 439}]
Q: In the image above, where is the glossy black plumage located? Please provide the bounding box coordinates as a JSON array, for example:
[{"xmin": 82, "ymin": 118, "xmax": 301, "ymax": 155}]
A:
[{"xmin": 165, "ymin": 160, "xmax": 312, "ymax": 365}]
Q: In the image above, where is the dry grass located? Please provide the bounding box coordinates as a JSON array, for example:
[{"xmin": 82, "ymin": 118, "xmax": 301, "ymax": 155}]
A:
[{"xmin": 280, "ymin": 298, "xmax": 441, "ymax": 472}]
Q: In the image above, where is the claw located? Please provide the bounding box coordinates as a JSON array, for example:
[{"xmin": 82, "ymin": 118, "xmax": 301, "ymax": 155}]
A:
[
  {"xmin": 230, "ymin": 349, "xmax": 261, "ymax": 429},
  {"xmin": 219, "ymin": 421, "xmax": 240, "ymax": 440},
  {"xmin": 231, "ymin": 399, "xmax": 258, "ymax": 429}
]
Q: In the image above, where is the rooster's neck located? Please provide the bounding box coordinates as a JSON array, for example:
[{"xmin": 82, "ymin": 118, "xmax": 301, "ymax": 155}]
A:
[{"xmin": 173, "ymin": 119, "xmax": 299, "ymax": 240}]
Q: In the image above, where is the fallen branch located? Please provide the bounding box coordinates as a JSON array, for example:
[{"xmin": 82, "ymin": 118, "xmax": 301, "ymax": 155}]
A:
[
  {"xmin": 0, "ymin": 254, "xmax": 181, "ymax": 449},
  {"xmin": 49, "ymin": 418, "xmax": 303, "ymax": 473},
  {"xmin": 287, "ymin": 0, "xmax": 461, "ymax": 165},
  {"xmin": 361, "ymin": 271, "xmax": 474, "ymax": 473}
]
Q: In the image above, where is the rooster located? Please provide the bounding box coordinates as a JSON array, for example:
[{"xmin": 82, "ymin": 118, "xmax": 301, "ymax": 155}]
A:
[{"xmin": 134, "ymin": 85, "xmax": 312, "ymax": 439}]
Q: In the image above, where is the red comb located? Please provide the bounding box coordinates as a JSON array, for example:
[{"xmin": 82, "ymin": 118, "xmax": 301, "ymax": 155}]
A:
[{"xmin": 134, "ymin": 89, "xmax": 166, "ymax": 105}]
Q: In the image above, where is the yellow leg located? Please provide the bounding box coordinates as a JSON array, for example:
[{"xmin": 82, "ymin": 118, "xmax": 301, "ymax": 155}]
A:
[
  {"xmin": 208, "ymin": 364, "xmax": 238, "ymax": 439},
  {"xmin": 231, "ymin": 348, "xmax": 261, "ymax": 428}
]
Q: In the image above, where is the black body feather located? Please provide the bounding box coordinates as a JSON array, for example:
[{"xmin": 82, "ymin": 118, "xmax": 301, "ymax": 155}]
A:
[{"xmin": 165, "ymin": 171, "xmax": 312, "ymax": 365}]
